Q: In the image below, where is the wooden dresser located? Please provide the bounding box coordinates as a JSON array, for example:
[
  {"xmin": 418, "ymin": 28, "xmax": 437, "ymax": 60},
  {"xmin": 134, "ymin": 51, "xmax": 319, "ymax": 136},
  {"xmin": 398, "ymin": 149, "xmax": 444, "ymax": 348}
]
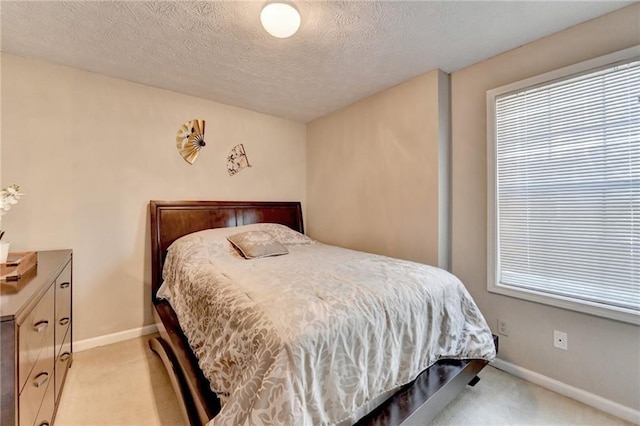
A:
[{"xmin": 0, "ymin": 250, "xmax": 72, "ymax": 426}]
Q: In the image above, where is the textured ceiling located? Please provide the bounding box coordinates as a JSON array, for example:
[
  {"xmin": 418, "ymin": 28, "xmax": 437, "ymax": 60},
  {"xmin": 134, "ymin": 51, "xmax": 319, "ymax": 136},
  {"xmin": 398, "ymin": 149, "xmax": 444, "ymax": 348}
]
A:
[{"xmin": 1, "ymin": 1, "xmax": 635, "ymax": 122}]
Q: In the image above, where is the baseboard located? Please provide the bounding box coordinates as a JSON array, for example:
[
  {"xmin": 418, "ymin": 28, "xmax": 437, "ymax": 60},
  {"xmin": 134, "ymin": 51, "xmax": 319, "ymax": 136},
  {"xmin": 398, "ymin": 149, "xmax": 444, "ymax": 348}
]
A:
[
  {"xmin": 492, "ymin": 358, "xmax": 640, "ymax": 425},
  {"xmin": 73, "ymin": 324, "xmax": 158, "ymax": 352}
]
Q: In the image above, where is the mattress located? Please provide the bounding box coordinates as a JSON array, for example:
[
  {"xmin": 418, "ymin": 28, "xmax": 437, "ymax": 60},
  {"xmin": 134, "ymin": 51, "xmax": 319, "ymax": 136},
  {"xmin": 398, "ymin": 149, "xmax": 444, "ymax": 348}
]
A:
[{"xmin": 157, "ymin": 224, "xmax": 496, "ymax": 426}]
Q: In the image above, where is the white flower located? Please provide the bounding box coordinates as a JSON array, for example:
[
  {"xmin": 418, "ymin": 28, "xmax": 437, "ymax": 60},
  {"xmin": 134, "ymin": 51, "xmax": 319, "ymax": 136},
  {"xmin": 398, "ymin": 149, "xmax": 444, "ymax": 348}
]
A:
[
  {"xmin": 5, "ymin": 186, "xmax": 21, "ymax": 197},
  {"xmin": 0, "ymin": 184, "xmax": 23, "ymax": 217}
]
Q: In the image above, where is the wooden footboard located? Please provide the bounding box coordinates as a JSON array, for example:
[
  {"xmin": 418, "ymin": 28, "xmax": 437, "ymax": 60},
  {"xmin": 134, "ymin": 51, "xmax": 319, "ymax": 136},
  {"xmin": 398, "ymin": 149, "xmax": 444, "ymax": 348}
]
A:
[
  {"xmin": 150, "ymin": 301, "xmax": 220, "ymax": 426},
  {"xmin": 151, "ymin": 299, "xmax": 497, "ymax": 426},
  {"xmin": 355, "ymin": 359, "xmax": 488, "ymax": 425}
]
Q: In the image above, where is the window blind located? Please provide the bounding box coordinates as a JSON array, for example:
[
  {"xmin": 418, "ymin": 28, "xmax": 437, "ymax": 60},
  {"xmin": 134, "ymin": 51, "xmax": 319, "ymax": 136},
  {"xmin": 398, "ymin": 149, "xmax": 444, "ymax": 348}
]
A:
[{"xmin": 494, "ymin": 59, "xmax": 639, "ymax": 313}]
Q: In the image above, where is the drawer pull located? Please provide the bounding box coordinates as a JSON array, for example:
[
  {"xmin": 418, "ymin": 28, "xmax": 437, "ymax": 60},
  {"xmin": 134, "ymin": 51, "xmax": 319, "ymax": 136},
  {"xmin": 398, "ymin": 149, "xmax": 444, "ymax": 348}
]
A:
[
  {"xmin": 60, "ymin": 352, "xmax": 71, "ymax": 362},
  {"xmin": 33, "ymin": 320, "xmax": 49, "ymax": 333},
  {"xmin": 39, "ymin": 422, "xmax": 50, "ymax": 426},
  {"xmin": 59, "ymin": 317, "xmax": 70, "ymax": 326},
  {"xmin": 60, "ymin": 281, "xmax": 70, "ymax": 289},
  {"xmin": 33, "ymin": 372, "xmax": 49, "ymax": 388}
]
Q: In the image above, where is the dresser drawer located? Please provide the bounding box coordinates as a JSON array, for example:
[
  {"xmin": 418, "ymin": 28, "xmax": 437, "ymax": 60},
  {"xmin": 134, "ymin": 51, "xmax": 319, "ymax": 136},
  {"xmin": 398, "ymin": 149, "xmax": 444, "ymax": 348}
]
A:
[
  {"xmin": 55, "ymin": 330, "xmax": 72, "ymax": 403},
  {"xmin": 1, "ymin": 250, "xmax": 72, "ymax": 426},
  {"xmin": 18, "ymin": 285, "xmax": 55, "ymax": 393},
  {"xmin": 55, "ymin": 264, "xmax": 72, "ymax": 353},
  {"xmin": 54, "ymin": 264, "xmax": 71, "ymax": 328},
  {"xmin": 18, "ymin": 344, "xmax": 54, "ymax": 426},
  {"xmin": 33, "ymin": 375, "xmax": 55, "ymax": 426}
]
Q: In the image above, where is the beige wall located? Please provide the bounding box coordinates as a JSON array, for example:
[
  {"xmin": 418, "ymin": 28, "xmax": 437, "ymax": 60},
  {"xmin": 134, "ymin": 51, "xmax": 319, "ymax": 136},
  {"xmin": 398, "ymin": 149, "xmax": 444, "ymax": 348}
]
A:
[
  {"xmin": 1, "ymin": 53, "xmax": 306, "ymax": 342},
  {"xmin": 307, "ymin": 70, "xmax": 450, "ymax": 267},
  {"xmin": 0, "ymin": 53, "xmax": 3, "ymax": 191},
  {"xmin": 451, "ymin": 4, "xmax": 640, "ymax": 411}
]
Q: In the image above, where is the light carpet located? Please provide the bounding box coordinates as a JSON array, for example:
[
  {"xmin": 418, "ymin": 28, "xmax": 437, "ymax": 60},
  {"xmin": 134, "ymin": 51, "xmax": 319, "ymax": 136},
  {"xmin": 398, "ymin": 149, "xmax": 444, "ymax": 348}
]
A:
[{"xmin": 54, "ymin": 335, "xmax": 633, "ymax": 426}]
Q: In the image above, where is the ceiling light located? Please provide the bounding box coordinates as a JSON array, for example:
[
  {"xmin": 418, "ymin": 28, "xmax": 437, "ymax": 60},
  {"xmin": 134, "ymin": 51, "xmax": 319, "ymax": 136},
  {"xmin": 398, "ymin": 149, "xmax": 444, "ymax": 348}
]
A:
[{"xmin": 260, "ymin": 3, "xmax": 300, "ymax": 39}]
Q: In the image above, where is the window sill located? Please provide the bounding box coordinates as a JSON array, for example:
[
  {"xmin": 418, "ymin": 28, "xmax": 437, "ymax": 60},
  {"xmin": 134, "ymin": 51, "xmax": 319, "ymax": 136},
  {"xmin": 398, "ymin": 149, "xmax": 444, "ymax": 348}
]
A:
[{"xmin": 488, "ymin": 282, "xmax": 640, "ymax": 325}]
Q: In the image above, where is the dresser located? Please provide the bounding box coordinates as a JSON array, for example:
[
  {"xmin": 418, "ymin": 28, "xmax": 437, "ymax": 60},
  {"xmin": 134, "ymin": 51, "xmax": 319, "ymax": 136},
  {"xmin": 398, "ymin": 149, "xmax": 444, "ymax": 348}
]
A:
[{"xmin": 1, "ymin": 250, "xmax": 72, "ymax": 426}]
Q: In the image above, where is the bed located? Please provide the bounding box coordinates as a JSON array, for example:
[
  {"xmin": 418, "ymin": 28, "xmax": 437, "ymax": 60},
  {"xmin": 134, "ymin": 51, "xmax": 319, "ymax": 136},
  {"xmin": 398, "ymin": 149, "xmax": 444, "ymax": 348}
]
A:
[{"xmin": 149, "ymin": 200, "xmax": 497, "ymax": 426}]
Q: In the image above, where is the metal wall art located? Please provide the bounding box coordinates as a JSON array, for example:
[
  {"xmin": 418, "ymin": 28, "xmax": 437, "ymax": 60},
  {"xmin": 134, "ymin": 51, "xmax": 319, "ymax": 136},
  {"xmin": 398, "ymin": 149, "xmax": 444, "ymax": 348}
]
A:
[
  {"xmin": 227, "ymin": 144, "xmax": 252, "ymax": 176},
  {"xmin": 176, "ymin": 119, "xmax": 206, "ymax": 164}
]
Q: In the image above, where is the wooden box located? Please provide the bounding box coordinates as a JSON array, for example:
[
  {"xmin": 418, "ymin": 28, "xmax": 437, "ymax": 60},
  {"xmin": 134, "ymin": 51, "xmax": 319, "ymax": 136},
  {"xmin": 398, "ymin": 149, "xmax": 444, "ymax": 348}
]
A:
[{"xmin": 1, "ymin": 252, "xmax": 38, "ymax": 282}]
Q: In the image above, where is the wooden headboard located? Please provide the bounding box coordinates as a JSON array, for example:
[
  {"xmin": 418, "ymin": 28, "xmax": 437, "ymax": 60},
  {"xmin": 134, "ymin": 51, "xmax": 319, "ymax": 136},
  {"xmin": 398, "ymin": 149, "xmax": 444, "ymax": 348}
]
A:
[{"xmin": 149, "ymin": 200, "xmax": 303, "ymax": 300}]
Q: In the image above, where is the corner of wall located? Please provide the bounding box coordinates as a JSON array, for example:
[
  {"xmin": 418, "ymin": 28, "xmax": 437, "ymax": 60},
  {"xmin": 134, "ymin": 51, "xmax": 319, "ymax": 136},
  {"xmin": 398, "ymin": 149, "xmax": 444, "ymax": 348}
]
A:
[{"xmin": 437, "ymin": 70, "xmax": 451, "ymax": 271}]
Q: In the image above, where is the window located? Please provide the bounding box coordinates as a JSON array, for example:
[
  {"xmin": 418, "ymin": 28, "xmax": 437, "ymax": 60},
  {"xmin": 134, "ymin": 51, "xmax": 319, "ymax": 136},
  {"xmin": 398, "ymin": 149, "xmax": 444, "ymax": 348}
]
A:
[{"xmin": 487, "ymin": 47, "xmax": 639, "ymax": 324}]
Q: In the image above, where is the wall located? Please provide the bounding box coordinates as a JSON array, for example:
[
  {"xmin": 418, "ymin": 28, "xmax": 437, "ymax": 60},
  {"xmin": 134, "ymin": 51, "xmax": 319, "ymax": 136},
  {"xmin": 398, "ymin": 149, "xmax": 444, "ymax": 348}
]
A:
[
  {"xmin": 0, "ymin": 53, "xmax": 3, "ymax": 191},
  {"xmin": 451, "ymin": 4, "xmax": 639, "ymax": 413},
  {"xmin": 307, "ymin": 70, "xmax": 450, "ymax": 267},
  {"xmin": 1, "ymin": 53, "xmax": 306, "ymax": 342}
]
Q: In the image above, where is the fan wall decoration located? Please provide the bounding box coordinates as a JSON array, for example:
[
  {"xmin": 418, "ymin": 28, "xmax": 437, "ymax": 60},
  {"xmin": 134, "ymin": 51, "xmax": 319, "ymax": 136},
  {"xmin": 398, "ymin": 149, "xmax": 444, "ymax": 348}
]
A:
[
  {"xmin": 227, "ymin": 144, "xmax": 252, "ymax": 176},
  {"xmin": 176, "ymin": 119, "xmax": 206, "ymax": 164}
]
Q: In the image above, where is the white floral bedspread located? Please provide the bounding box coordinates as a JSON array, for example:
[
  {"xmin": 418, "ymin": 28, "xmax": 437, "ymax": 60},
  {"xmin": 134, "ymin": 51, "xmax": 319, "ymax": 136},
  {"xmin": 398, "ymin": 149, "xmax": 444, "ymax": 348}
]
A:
[{"xmin": 158, "ymin": 226, "xmax": 496, "ymax": 426}]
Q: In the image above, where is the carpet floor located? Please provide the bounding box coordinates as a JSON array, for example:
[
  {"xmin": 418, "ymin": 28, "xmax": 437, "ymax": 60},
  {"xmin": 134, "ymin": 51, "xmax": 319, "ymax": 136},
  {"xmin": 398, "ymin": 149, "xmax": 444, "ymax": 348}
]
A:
[{"xmin": 54, "ymin": 335, "xmax": 633, "ymax": 426}]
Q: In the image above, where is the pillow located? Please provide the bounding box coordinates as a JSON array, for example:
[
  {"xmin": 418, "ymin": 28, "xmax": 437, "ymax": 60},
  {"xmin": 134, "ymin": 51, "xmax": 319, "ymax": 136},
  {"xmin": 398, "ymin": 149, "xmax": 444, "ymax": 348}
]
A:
[
  {"xmin": 255, "ymin": 223, "xmax": 315, "ymax": 245},
  {"xmin": 227, "ymin": 231, "xmax": 289, "ymax": 259},
  {"xmin": 170, "ymin": 223, "xmax": 314, "ymax": 248}
]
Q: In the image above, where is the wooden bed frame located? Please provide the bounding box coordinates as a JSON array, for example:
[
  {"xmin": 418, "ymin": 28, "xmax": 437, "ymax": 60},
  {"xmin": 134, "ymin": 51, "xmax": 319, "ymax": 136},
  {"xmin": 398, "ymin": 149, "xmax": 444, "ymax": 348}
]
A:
[{"xmin": 149, "ymin": 200, "xmax": 495, "ymax": 426}]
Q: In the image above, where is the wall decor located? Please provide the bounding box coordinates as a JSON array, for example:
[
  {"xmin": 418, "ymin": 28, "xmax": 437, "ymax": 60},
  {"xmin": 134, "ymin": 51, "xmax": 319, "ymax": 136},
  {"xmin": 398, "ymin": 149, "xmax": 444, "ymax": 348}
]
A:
[
  {"xmin": 176, "ymin": 119, "xmax": 206, "ymax": 164},
  {"xmin": 227, "ymin": 144, "xmax": 251, "ymax": 176}
]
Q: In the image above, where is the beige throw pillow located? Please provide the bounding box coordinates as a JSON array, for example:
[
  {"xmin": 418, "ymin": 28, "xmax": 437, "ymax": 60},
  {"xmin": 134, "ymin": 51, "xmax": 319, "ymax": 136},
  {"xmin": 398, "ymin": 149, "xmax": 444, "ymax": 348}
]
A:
[{"xmin": 227, "ymin": 231, "xmax": 289, "ymax": 259}]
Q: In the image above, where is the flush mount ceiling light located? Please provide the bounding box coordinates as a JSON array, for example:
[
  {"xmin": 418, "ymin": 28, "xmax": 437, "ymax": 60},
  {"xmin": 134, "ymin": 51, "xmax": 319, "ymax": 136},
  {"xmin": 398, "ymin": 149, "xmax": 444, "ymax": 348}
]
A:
[{"xmin": 260, "ymin": 3, "xmax": 301, "ymax": 38}]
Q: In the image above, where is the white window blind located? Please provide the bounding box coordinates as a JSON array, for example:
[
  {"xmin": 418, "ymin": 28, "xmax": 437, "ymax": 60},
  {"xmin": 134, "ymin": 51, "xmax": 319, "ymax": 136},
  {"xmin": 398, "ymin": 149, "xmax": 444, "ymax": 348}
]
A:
[{"xmin": 492, "ymin": 56, "xmax": 639, "ymax": 317}]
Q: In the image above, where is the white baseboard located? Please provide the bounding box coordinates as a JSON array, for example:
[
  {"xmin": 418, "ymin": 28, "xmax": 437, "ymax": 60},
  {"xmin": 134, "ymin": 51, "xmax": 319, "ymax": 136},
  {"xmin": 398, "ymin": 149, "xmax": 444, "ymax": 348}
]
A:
[
  {"xmin": 492, "ymin": 358, "xmax": 640, "ymax": 425},
  {"xmin": 73, "ymin": 324, "xmax": 158, "ymax": 352}
]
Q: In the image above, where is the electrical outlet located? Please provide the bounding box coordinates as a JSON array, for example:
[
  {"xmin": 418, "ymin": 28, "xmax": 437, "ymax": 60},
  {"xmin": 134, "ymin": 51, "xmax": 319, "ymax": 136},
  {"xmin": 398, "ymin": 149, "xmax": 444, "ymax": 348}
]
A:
[
  {"xmin": 497, "ymin": 319, "xmax": 510, "ymax": 337},
  {"xmin": 553, "ymin": 330, "xmax": 568, "ymax": 350}
]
